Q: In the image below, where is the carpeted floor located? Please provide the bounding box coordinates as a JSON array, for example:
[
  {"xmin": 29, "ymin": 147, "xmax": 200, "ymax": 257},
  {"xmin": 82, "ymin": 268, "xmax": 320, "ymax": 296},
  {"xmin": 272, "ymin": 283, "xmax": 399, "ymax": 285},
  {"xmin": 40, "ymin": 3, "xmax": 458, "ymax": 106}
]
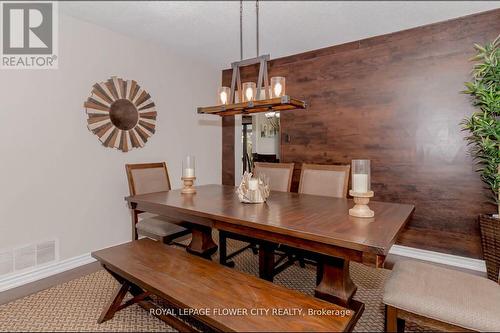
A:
[{"xmin": 0, "ymin": 236, "xmax": 426, "ymax": 332}]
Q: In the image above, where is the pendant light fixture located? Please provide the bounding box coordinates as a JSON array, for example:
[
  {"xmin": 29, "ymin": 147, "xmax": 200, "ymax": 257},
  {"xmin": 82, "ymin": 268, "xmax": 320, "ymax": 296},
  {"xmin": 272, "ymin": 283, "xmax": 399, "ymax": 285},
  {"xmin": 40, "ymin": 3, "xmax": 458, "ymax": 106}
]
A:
[{"xmin": 198, "ymin": 1, "xmax": 306, "ymax": 116}]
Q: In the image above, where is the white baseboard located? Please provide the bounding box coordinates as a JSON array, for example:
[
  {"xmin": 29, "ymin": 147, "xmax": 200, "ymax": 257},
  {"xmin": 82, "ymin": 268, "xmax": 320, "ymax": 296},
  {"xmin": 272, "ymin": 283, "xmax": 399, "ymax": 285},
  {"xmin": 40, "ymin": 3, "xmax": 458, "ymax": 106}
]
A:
[
  {"xmin": 0, "ymin": 243, "xmax": 486, "ymax": 293},
  {"xmin": 0, "ymin": 253, "xmax": 95, "ymax": 293},
  {"xmin": 389, "ymin": 245, "xmax": 486, "ymax": 273}
]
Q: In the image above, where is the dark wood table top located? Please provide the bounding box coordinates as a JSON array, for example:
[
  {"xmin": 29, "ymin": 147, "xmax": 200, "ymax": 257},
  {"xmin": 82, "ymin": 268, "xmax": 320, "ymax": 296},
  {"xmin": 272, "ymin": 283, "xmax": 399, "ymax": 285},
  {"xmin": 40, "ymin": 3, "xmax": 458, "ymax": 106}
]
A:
[{"xmin": 126, "ymin": 184, "xmax": 414, "ymax": 255}]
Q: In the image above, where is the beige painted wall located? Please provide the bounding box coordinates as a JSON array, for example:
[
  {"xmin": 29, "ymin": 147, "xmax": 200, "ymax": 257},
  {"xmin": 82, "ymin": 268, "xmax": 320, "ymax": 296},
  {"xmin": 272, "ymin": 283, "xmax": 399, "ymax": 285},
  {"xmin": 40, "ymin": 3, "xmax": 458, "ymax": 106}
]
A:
[{"xmin": 0, "ymin": 14, "xmax": 221, "ymax": 261}]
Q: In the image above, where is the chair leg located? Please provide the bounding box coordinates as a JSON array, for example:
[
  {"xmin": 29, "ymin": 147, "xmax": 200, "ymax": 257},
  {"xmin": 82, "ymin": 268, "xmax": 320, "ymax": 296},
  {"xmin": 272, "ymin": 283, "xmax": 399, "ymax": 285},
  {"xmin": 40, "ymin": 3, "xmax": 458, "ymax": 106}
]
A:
[
  {"xmin": 299, "ymin": 257, "xmax": 306, "ymax": 268},
  {"xmin": 163, "ymin": 230, "xmax": 191, "ymax": 247},
  {"xmin": 397, "ymin": 318, "xmax": 406, "ymax": 333},
  {"xmin": 131, "ymin": 210, "xmax": 139, "ymax": 241},
  {"xmin": 219, "ymin": 232, "xmax": 235, "ymax": 268},
  {"xmin": 316, "ymin": 261, "xmax": 323, "ymax": 285},
  {"xmin": 385, "ymin": 305, "xmax": 405, "ymax": 333}
]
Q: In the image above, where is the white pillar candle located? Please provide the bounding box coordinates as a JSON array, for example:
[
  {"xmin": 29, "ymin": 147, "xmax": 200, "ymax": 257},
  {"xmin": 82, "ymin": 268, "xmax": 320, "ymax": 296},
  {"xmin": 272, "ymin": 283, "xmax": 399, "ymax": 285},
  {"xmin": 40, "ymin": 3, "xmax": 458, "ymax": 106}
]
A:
[
  {"xmin": 273, "ymin": 82, "xmax": 282, "ymax": 97},
  {"xmin": 220, "ymin": 91, "xmax": 227, "ymax": 104},
  {"xmin": 184, "ymin": 168, "xmax": 195, "ymax": 178},
  {"xmin": 248, "ymin": 178, "xmax": 259, "ymax": 191},
  {"xmin": 352, "ymin": 174, "xmax": 368, "ymax": 193},
  {"xmin": 245, "ymin": 87, "xmax": 254, "ymax": 101}
]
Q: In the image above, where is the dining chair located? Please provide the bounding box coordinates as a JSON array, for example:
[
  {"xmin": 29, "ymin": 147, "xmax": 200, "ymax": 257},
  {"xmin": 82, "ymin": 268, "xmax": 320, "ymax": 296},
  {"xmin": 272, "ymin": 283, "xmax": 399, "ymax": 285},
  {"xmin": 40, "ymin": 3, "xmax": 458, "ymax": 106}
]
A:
[
  {"xmin": 384, "ymin": 260, "xmax": 500, "ymax": 332},
  {"xmin": 219, "ymin": 162, "xmax": 295, "ymax": 267},
  {"xmin": 276, "ymin": 163, "xmax": 351, "ymax": 279},
  {"xmin": 298, "ymin": 163, "xmax": 350, "ymax": 197},
  {"xmin": 253, "ymin": 162, "xmax": 295, "ymax": 192},
  {"xmin": 125, "ymin": 162, "xmax": 190, "ymax": 245}
]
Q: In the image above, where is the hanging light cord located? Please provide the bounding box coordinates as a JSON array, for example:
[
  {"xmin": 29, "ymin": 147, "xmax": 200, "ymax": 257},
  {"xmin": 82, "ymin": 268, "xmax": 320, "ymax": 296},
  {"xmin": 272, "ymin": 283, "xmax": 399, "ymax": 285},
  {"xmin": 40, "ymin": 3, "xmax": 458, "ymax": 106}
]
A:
[
  {"xmin": 256, "ymin": 0, "xmax": 260, "ymax": 57},
  {"xmin": 240, "ymin": 0, "xmax": 243, "ymax": 60},
  {"xmin": 240, "ymin": 0, "xmax": 261, "ymax": 59}
]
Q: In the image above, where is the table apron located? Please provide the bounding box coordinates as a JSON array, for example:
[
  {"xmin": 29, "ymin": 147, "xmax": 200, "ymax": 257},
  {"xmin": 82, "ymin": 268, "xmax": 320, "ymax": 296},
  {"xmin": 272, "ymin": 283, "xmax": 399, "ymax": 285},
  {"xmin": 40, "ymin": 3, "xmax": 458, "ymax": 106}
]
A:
[
  {"xmin": 130, "ymin": 201, "xmax": 366, "ymax": 262},
  {"xmin": 130, "ymin": 202, "xmax": 214, "ymax": 228},
  {"xmin": 214, "ymin": 220, "xmax": 363, "ymax": 262}
]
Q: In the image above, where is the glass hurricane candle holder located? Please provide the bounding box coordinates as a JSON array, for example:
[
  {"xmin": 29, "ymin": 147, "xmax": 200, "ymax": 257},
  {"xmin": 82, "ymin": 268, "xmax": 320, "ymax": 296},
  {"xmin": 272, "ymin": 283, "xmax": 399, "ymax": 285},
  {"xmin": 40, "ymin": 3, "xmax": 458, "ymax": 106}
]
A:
[
  {"xmin": 242, "ymin": 82, "xmax": 257, "ymax": 102},
  {"xmin": 182, "ymin": 155, "xmax": 196, "ymax": 194},
  {"xmin": 351, "ymin": 159, "xmax": 371, "ymax": 194},
  {"xmin": 270, "ymin": 76, "xmax": 286, "ymax": 98},
  {"xmin": 349, "ymin": 159, "xmax": 374, "ymax": 218},
  {"xmin": 217, "ymin": 86, "xmax": 231, "ymax": 105}
]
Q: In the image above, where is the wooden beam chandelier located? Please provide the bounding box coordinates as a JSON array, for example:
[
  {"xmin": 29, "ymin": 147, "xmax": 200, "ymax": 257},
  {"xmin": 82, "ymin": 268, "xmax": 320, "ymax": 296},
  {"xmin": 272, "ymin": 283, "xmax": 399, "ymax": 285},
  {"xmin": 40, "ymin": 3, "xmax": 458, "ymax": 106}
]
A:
[{"xmin": 197, "ymin": 1, "xmax": 306, "ymax": 117}]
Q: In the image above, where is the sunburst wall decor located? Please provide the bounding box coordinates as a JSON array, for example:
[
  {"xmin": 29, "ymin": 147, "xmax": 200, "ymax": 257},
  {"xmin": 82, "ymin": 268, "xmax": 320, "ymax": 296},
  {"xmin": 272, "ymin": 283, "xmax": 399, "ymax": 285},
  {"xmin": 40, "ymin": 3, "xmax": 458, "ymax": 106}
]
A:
[{"xmin": 84, "ymin": 76, "xmax": 157, "ymax": 152}]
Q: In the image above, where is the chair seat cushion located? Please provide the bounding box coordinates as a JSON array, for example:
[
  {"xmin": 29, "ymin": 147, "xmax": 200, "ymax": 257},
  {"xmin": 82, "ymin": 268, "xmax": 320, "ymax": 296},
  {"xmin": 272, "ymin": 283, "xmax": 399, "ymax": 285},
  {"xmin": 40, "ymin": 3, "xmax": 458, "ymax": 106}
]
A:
[
  {"xmin": 136, "ymin": 215, "xmax": 187, "ymax": 237},
  {"xmin": 383, "ymin": 260, "xmax": 500, "ymax": 332}
]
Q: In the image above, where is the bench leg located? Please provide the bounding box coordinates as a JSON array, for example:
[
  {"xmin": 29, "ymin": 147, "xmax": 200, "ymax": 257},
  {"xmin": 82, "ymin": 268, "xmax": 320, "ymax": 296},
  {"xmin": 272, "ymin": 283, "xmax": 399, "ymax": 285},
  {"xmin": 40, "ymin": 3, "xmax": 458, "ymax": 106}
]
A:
[
  {"xmin": 100, "ymin": 267, "xmax": 194, "ymax": 331},
  {"xmin": 385, "ymin": 305, "xmax": 405, "ymax": 333},
  {"xmin": 98, "ymin": 282, "xmax": 130, "ymax": 324}
]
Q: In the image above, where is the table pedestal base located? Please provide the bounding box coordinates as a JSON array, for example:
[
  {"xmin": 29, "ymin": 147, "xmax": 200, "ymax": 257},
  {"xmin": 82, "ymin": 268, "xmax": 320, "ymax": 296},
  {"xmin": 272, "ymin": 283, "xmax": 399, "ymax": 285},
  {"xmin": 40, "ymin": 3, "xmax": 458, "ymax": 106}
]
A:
[
  {"xmin": 315, "ymin": 255, "xmax": 365, "ymax": 324},
  {"xmin": 187, "ymin": 226, "xmax": 218, "ymax": 259},
  {"xmin": 315, "ymin": 256, "xmax": 357, "ymax": 307}
]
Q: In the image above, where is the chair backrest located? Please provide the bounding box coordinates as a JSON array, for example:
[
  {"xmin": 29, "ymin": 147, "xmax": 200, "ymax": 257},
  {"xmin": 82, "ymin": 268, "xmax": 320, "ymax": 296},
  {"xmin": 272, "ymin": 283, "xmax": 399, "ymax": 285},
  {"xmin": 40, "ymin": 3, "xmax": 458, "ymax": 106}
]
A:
[
  {"xmin": 253, "ymin": 162, "xmax": 294, "ymax": 192},
  {"xmin": 298, "ymin": 163, "xmax": 350, "ymax": 198},
  {"xmin": 125, "ymin": 162, "xmax": 171, "ymax": 196}
]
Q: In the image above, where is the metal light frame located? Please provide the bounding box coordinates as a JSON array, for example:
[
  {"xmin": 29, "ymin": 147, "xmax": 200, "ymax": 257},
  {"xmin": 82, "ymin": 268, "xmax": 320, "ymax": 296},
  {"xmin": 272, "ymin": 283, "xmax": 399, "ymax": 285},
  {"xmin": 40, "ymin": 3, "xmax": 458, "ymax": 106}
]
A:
[{"xmin": 230, "ymin": 54, "xmax": 271, "ymax": 106}]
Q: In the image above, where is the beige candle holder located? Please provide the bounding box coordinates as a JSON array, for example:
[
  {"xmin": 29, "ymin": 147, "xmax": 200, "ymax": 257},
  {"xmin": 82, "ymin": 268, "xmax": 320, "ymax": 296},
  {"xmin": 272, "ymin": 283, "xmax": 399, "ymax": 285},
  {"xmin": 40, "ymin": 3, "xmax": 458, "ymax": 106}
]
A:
[
  {"xmin": 349, "ymin": 190, "xmax": 374, "ymax": 218},
  {"xmin": 181, "ymin": 177, "xmax": 196, "ymax": 194}
]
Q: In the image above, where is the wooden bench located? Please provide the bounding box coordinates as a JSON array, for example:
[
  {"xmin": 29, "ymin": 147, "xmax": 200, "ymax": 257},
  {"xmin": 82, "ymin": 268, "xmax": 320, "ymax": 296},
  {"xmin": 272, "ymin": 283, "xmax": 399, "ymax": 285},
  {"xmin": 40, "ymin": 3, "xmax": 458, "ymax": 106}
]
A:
[{"xmin": 92, "ymin": 238, "xmax": 361, "ymax": 332}]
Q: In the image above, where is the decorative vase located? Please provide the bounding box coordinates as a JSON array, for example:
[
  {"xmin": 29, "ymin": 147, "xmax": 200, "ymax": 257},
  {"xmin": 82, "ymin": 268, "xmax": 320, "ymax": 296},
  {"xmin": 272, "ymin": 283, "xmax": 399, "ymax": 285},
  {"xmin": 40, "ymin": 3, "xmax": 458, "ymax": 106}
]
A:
[
  {"xmin": 236, "ymin": 171, "xmax": 270, "ymax": 203},
  {"xmin": 479, "ymin": 214, "xmax": 500, "ymax": 282}
]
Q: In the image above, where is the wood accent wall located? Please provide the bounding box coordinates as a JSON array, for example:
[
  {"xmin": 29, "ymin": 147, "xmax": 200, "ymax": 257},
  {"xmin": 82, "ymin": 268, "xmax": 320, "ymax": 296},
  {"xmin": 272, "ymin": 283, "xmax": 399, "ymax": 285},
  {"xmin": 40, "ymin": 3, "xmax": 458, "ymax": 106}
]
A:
[{"xmin": 222, "ymin": 9, "xmax": 500, "ymax": 258}]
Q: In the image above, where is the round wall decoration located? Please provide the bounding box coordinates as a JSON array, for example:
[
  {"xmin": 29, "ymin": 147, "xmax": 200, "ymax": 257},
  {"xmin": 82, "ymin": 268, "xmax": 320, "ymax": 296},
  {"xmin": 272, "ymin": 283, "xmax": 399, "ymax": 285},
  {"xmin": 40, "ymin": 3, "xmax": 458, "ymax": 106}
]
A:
[{"xmin": 84, "ymin": 76, "xmax": 157, "ymax": 152}]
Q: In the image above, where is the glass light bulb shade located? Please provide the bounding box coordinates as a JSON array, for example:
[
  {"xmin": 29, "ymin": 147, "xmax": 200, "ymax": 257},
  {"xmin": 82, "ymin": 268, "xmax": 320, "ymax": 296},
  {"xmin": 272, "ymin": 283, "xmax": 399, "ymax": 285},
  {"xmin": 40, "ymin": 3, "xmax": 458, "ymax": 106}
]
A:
[
  {"xmin": 265, "ymin": 111, "xmax": 275, "ymax": 118},
  {"xmin": 351, "ymin": 159, "xmax": 371, "ymax": 193},
  {"xmin": 242, "ymin": 82, "xmax": 257, "ymax": 102},
  {"xmin": 271, "ymin": 77, "xmax": 286, "ymax": 98},
  {"xmin": 217, "ymin": 86, "xmax": 231, "ymax": 105},
  {"xmin": 182, "ymin": 155, "xmax": 196, "ymax": 178}
]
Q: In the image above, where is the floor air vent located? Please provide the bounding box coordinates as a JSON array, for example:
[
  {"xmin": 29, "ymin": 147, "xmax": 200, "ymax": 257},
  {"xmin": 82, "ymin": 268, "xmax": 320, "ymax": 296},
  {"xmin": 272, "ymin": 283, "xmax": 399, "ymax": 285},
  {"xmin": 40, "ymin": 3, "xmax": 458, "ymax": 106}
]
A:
[
  {"xmin": 36, "ymin": 240, "xmax": 56, "ymax": 265},
  {"xmin": 0, "ymin": 240, "xmax": 58, "ymax": 276},
  {"xmin": 14, "ymin": 245, "xmax": 36, "ymax": 271},
  {"xmin": 0, "ymin": 250, "xmax": 13, "ymax": 275}
]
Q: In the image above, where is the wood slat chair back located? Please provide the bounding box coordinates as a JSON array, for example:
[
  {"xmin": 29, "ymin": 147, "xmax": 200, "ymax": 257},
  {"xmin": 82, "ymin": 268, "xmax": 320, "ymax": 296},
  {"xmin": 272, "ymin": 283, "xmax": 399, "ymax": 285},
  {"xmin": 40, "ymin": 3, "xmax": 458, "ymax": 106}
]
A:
[
  {"xmin": 299, "ymin": 163, "xmax": 351, "ymax": 198},
  {"xmin": 253, "ymin": 162, "xmax": 294, "ymax": 192}
]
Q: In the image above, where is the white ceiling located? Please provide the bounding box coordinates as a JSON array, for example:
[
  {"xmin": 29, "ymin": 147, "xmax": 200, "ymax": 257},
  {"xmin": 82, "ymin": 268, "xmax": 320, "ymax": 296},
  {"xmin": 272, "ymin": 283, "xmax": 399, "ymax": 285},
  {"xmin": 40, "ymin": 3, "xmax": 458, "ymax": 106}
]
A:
[{"xmin": 61, "ymin": 1, "xmax": 500, "ymax": 69}]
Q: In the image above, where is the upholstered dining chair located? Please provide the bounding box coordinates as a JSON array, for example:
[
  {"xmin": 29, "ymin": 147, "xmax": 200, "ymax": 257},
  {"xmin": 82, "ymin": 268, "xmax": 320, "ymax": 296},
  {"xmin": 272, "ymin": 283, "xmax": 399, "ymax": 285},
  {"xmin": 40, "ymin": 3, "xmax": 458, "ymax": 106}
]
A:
[
  {"xmin": 276, "ymin": 163, "xmax": 351, "ymax": 279},
  {"xmin": 125, "ymin": 162, "xmax": 190, "ymax": 245},
  {"xmin": 253, "ymin": 162, "xmax": 295, "ymax": 192},
  {"xmin": 219, "ymin": 162, "xmax": 295, "ymax": 267},
  {"xmin": 298, "ymin": 163, "xmax": 350, "ymax": 198},
  {"xmin": 384, "ymin": 260, "xmax": 500, "ymax": 332}
]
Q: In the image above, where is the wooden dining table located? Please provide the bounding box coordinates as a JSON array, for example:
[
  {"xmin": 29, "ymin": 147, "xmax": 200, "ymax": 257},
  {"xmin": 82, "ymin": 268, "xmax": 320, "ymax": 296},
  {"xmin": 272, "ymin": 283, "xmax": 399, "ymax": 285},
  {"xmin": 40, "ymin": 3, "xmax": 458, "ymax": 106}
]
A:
[{"xmin": 126, "ymin": 184, "xmax": 414, "ymax": 312}]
